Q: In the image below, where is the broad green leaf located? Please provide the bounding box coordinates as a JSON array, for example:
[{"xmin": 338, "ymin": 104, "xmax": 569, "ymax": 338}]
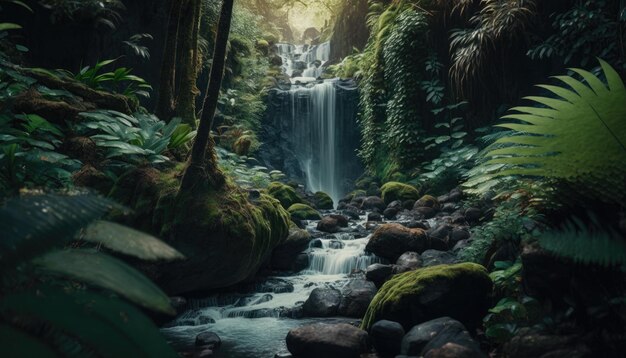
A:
[
  {"xmin": 0, "ymin": 23, "xmax": 22, "ymax": 31},
  {"xmin": 82, "ymin": 221, "xmax": 185, "ymax": 261},
  {"xmin": 34, "ymin": 249, "xmax": 175, "ymax": 315}
]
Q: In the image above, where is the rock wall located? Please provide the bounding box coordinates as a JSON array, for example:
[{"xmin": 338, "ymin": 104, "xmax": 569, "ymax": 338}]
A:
[{"xmin": 329, "ymin": 0, "xmax": 370, "ymax": 61}]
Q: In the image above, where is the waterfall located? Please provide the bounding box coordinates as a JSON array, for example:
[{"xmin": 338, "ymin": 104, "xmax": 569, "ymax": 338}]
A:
[{"xmin": 259, "ymin": 41, "xmax": 362, "ymax": 205}]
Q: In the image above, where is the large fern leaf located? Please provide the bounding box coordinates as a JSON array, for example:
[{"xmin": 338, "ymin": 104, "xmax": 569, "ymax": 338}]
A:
[{"xmin": 465, "ymin": 59, "xmax": 626, "ymax": 204}]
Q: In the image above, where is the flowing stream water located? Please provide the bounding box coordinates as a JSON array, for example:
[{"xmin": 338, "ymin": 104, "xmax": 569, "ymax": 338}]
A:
[{"xmin": 161, "ymin": 217, "xmax": 380, "ymax": 357}]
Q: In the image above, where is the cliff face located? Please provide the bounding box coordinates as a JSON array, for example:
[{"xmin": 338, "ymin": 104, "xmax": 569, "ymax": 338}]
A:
[{"xmin": 329, "ymin": 0, "xmax": 370, "ymax": 62}]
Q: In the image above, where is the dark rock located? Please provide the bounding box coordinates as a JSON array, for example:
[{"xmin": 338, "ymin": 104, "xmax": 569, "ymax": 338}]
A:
[
  {"xmin": 387, "ymin": 200, "xmax": 403, "ymax": 210},
  {"xmin": 383, "ymin": 208, "xmax": 398, "ymax": 220},
  {"xmin": 504, "ymin": 328, "xmax": 591, "ymax": 358},
  {"xmin": 317, "ymin": 216, "xmax": 344, "ymax": 233},
  {"xmin": 302, "ymin": 288, "xmax": 341, "ymax": 317},
  {"xmin": 330, "ymin": 214, "xmax": 349, "ymax": 227},
  {"xmin": 361, "ymin": 263, "xmax": 492, "ymax": 331},
  {"xmin": 366, "ymin": 263, "xmax": 395, "ymax": 288},
  {"xmin": 400, "ymin": 317, "xmax": 482, "ymax": 357},
  {"xmin": 449, "ymin": 229, "xmax": 470, "ymax": 246},
  {"xmin": 195, "ymin": 332, "xmax": 221, "ymax": 348},
  {"xmin": 370, "ymin": 320, "xmax": 405, "ymax": 357},
  {"xmin": 441, "ymin": 203, "xmax": 456, "ymax": 213},
  {"xmin": 424, "ymin": 342, "xmax": 483, "ymax": 358},
  {"xmin": 414, "ymin": 195, "xmax": 440, "ymax": 210},
  {"xmin": 198, "ymin": 316, "xmax": 215, "ymax": 325},
  {"xmin": 170, "ymin": 296, "xmax": 187, "ymax": 313},
  {"xmin": 447, "ymin": 189, "xmax": 463, "ymax": 203},
  {"xmin": 405, "ymin": 221, "xmax": 429, "ymax": 230},
  {"xmin": 402, "ymin": 200, "xmax": 416, "ymax": 210},
  {"xmin": 428, "ymin": 225, "xmax": 452, "ymax": 241},
  {"xmin": 421, "ymin": 250, "xmax": 459, "ymax": 267},
  {"xmin": 366, "ymin": 223, "xmax": 447, "ymax": 261},
  {"xmin": 271, "ymin": 228, "xmax": 312, "ymax": 270},
  {"xmin": 396, "ymin": 252, "xmax": 422, "ymax": 270},
  {"xmin": 286, "ymin": 323, "xmax": 369, "ymax": 358},
  {"xmin": 328, "ymin": 240, "xmax": 345, "ymax": 249},
  {"xmin": 339, "ymin": 279, "xmax": 378, "ymax": 318},
  {"xmin": 310, "ymin": 239, "xmax": 323, "ymax": 248},
  {"xmin": 464, "ymin": 208, "xmax": 482, "ymax": 223},
  {"xmin": 362, "ymin": 196, "xmax": 386, "ymax": 211},
  {"xmin": 195, "ymin": 346, "xmax": 214, "ymax": 357},
  {"xmin": 343, "ymin": 209, "xmax": 361, "ymax": 220},
  {"xmin": 368, "ymin": 212, "xmax": 383, "ymax": 222},
  {"xmin": 452, "ymin": 239, "xmax": 471, "ymax": 253},
  {"xmin": 413, "ymin": 207, "xmax": 437, "ymax": 219}
]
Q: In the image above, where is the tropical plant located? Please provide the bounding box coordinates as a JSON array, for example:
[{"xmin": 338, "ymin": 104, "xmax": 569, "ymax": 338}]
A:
[
  {"xmin": 0, "ymin": 194, "xmax": 183, "ymax": 356},
  {"xmin": 0, "ymin": 0, "xmax": 32, "ymax": 32},
  {"xmin": 490, "ymin": 260, "xmax": 522, "ymax": 298},
  {"xmin": 123, "ymin": 33, "xmax": 153, "ymax": 60},
  {"xmin": 483, "ymin": 296, "xmax": 543, "ymax": 344},
  {"xmin": 464, "ymin": 59, "xmax": 626, "ymax": 205}
]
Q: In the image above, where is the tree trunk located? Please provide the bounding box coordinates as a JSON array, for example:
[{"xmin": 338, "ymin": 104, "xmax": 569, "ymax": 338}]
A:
[
  {"xmin": 179, "ymin": 0, "xmax": 234, "ymax": 191},
  {"xmin": 155, "ymin": 0, "xmax": 183, "ymax": 121},
  {"xmin": 175, "ymin": 0, "xmax": 203, "ymax": 127}
]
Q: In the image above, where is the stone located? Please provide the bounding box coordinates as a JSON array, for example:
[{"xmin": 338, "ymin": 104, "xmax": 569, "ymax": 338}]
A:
[
  {"xmin": 366, "ymin": 263, "xmax": 395, "ymax": 288},
  {"xmin": 464, "ymin": 208, "xmax": 482, "ymax": 223},
  {"xmin": 366, "ymin": 223, "xmax": 447, "ymax": 261},
  {"xmin": 368, "ymin": 212, "xmax": 383, "ymax": 222},
  {"xmin": 271, "ymin": 228, "xmax": 312, "ymax": 270},
  {"xmin": 414, "ymin": 195, "xmax": 440, "ymax": 210},
  {"xmin": 396, "ymin": 252, "xmax": 422, "ymax": 270},
  {"xmin": 313, "ymin": 191, "xmax": 334, "ymax": 210},
  {"xmin": 381, "ymin": 182, "xmax": 420, "ymax": 205},
  {"xmin": 342, "ymin": 209, "xmax": 361, "ymax": 220},
  {"xmin": 362, "ymin": 196, "xmax": 386, "ymax": 211},
  {"xmin": 383, "ymin": 208, "xmax": 398, "ymax": 220},
  {"xmin": 339, "ymin": 279, "xmax": 378, "ymax": 318},
  {"xmin": 361, "ymin": 263, "xmax": 493, "ymax": 331},
  {"xmin": 195, "ymin": 332, "xmax": 221, "ymax": 348},
  {"xmin": 317, "ymin": 216, "xmax": 341, "ymax": 233},
  {"xmin": 413, "ymin": 207, "xmax": 437, "ymax": 219},
  {"xmin": 421, "ymin": 250, "xmax": 459, "ymax": 267},
  {"xmin": 370, "ymin": 320, "xmax": 405, "ymax": 357},
  {"xmin": 424, "ymin": 343, "xmax": 483, "ymax": 358},
  {"xmin": 449, "ymin": 229, "xmax": 470, "ymax": 246},
  {"xmin": 286, "ymin": 323, "xmax": 369, "ymax": 358},
  {"xmin": 405, "ymin": 221, "xmax": 429, "ymax": 230},
  {"xmin": 503, "ymin": 328, "xmax": 591, "ymax": 358},
  {"xmin": 302, "ymin": 288, "xmax": 341, "ymax": 317},
  {"xmin": 287, "ymin": 203, "xmax": 321, "ymax": 221},
  {"xmin": 428, "ymin": 225, "xmax": 452, "ymax": 241},
  {"xmin": 387, "ymin": 200, "xmax": 403, "ymax": 210},
  {"xmin": 400, "ymin": 317, "xmax": 482, "ymax": 357},
  {"xmin": 267, "ymin": 182, "xmax": 302, "ymax": 209}
]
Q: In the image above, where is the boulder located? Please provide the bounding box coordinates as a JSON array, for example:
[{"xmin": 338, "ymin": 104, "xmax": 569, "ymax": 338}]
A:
[
  {"xmin": 268, "ymin": 182, "xmax": 302, "ymax": 209},
  {"xmin": 317, "ymin": 215, "xmax": 348, "ymax": 233},
  {"xmin": 449, "ymin": 229, "xmax": 470, "ymax": 246},
  {"xmin": 339, "ymin": 279, "xmax": 378, "ymax": 318},
  {"xmin": 381, "ymin": 182, "xmax": 420, "ymax": 205},
  {"xmin": 368, "ymin": 212, "xmax": 383, "ymax": 222},
  {"xmin": 361, "ymin": 263, "xmax": 493, "ymax": 331},
  {"xmin": 370, "ymin": 320, "xmax": 405, "ymax": 357},
  {"xmin": 387, "ymin": 200, "xmax": 403, "ymax": 210},
  {"xmin": 400, "ymin": 317, "xmax": 482, "ymax": 357},
  {"xmin": 504, "ymin": 328, "xmax": 591, "ymax": 358},
  {"xmin": 396, "ymin": 252, "xmax": 422, "ymax": 270},
  {"xmin": 287, "ymin": 203, "xmax": 321, "ymax": 221},
  {"xmin": 366, "ymin": 263, "xmax": 395, "ymax": 288},
  {"xmin": 286, "ymin": 323, "xmax": 369, "ymax": 358},
  {"xmin": 366, "ymin": 223, "xmax": 447, "ymax": 261},
  {"xmin": 428, "ymin": 224, "xmax": 452, "ymax": 241},
  {"xmin": 421, "ymin": 250, "xmax": 459, "ymax": 267},
  {"xmin": 464, "ymin": 207, "xmax": 482, "ymax": 223},
  {"xmin": 362, "ymin": 196, "xmax": 386, "ymax": 211},
  {"xmin": 313, "ymin": 191, "xmax": 334, "ymax": 210},
  {"xmin": 302, "ymin": 288, "xmax": 341, "ymax": 317},
  {"xmin": 383, "ymin": 208, "xmax": 398, "ymax": 220},
  {"xmin": 195, "ymin": 332, "xmax": 221, "ymax": 348},
  {"xmin": 413, "ymin": 207, "xmax": 437, "ymax": 219},
  {"xmin": 271, "ymin": 228, "xmax": 312, "ymax": 270},
  {"xmin": 414, "ymin": 195, "xmax": 440, "ymax": 210},
  {"xmin": 424, "ymin": 342, "xmax": 483, "ymax": 358}
]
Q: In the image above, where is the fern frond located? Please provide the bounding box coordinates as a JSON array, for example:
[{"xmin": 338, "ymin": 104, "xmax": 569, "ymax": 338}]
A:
[{"xmin": 464, "ymin": 59, "xmax": 626, "ymax": 204}]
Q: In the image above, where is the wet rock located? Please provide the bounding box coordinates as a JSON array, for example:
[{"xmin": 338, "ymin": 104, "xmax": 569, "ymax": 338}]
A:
[
  {"xmin": 366, "ymin": 263, "xmax": 395, "ymax": 288},
  {"xmin": 339, "ymin": 279, "xmax": 378, "ymax": 318},
  {"xmin": 449, "ymin": 229, "xmax": 470, "ymax": 246},
  {"xmin": 387, "ymin": 200, "xmax": 403, "ymax": 210},
  {"xmin": 424, "ymin": 342, "xmax": 483, "ymax": 358},
  {"xmin": 380, "ymin": 182, "xmax": 420, "ymax": 205},
  {"xmin": 402, "ymin": 200, "xmax": 416, "ymax": 210},
  {"xmin": 396, "ymin": 252, "xmax": 422, "ymax": 270},
  {"xmin": 310, "ymin": 239, "xmax": 323, "ymax": 248},
  {"xmin": 271, "ymin": 228, "xmax": 312, "ymax": 270},
  {"xmin": 400, "ymin": 317, "xmax": 482, "ymax": 357},
  {"xmin": 440, "ymin": 203, "xmax": 456, "ymax": 213},
  {"xmin": 414, "ymin": 195, "xmax": 440, "ymax": 210},
  {"xmin": 198, "ymin": 316, "xmax": 215, "ymax": 325},
  {"xmin": 368, "ymin": 212, "xmax": 383, "ymax": 222},
  {"xmin": 366, "ymin": 223, "xmax": 447, "ymax": 261},
  {"xmin": 328, "ymin": 240, "xmax": 345, "ymax": 249},
  {"xmin": 361, "ymin": 263, "xmax": 493, "ymax": 331},
  {"xmin": 286, "ymin": 323, "xmax": 369, "ymax": 358},
  {"xmin": 342, "ymin": 209, "xmax": 361, "ymax": 220},
  {"xmin": 370, "ymin": 320, "xmax": 405, "ymax": 357},
  {"xmin": 464, "ymin": 208, "xmax": 482, "ymax": 223},
  {"xmin": 195, "ymin": 346, "xmax": 214, "ymax": 357},
  {"xmin": 302, "ymin": 288, "xmax": 342, "ymax": 317},
  {"xmin": 452, "ymin": 239, "xmax": 471, "ymax": 253},
  {"xmin": 404, "ymin": 221, "xmax": 429, "ymax": 230},
  {"xmin": 362, "ymin": 196, "xmax": 386, "ymax": 211},
  {"xmin": 383, "ymin": 208, "xmax": 398, "ymax": 220},
  {"xmin": 317, "ymin": 215, "xmax": 347, "ymax": 233},
  {"xmin": 195, "ymin": 332, "xmax": 221, "ymax": 348},
  {"xmin": 421, "ymin": 250, "xmax": 459, "ymax": 267},
  {"xmin": 428, "ymin": 225, "xmax": 452, "ymax": 241},
  {"xmin": 413, "ymin": 207, "xmax": 437, "ymax": 219},
  {"xmin": 503, "ymin": 328, "xmax": 591, "ymax": 358}
]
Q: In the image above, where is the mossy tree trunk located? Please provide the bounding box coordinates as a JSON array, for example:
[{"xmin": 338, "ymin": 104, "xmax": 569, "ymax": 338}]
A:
[
  {"xmin": 155, "ymin": 0, "xmax": 183, "ymax": 121},
  {"xmin": 179, "ymin": 0, "xmax": 234, "ymax": 192},
  {"xmin": 175, "ymin": 0, "xmax": 203, "ymax": 127}
]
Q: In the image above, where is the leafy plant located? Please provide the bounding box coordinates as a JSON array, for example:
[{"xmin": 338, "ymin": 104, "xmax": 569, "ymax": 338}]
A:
[
  {"xmin": 0, "ymin": 0, "xmax": 33, "ymax": 32},
  {"xmin": 0, "ymin": 194, "xmax": 183, "ymax": 356},
  {"xmin": 123, "ymin": 33, "xmax": 153, "ymax": 60},
  {"xmin": 465, "ymin": 59, "xmax": 626, "ymax": 205},
  {"xmin": 483, "ymin": 296, "xmax": 543, "ymax": 344},
  {"xmin": 490, "ymin": 260, "xmax": 522, "ymax": 297}
]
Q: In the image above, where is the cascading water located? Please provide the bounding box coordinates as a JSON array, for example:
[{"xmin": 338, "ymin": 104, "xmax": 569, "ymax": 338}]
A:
[
  {"xmin": 161, "ymin": 217, "xmax": 380, "ymax": 358},
  {"xmin": 260, "ymin": 42, "xmax": 362, "ymax": 205}
]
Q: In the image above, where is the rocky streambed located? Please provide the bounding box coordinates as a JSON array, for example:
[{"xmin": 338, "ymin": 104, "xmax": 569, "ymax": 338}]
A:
[{"xmin": 161, "ymin": 186, "xmax": 496, "ymax": 357}]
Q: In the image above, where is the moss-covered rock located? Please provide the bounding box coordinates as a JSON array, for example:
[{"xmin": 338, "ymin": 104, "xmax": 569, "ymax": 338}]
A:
[
  {"xmin": 381, "ymin": 182, "xmax": 420, "ymax": 205},
  {"xmin": 313, "ymin": 191, "xmax": 334, "ymax": 210},
  {"xmin": 288, "ymin": 203, "xmax": 322, "ymax": 221},
  {"xmin": 267, "ymin": 181, "xmax": 303, "ymax": 209},
  {"xmin": 366, "ymin": 223, "xmax": 446, "ymax": 261},
  {"xmin": 413, "ymin": 195, "xmax": 440, "ymax": 210},
  {"xmin": 361, "ymin": 263, "xmax": 493, "ymax": 331}
]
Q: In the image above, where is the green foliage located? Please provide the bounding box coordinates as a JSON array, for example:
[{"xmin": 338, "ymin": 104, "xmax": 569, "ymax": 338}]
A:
[
  {"xmin": 490, "ymin": 260, "xmax": 522, "ymax": 298},
  {"xmin": 539, "ymin": 215, "xmax": 626, "ymax": 267},
  {"xmin": 0, "ymin": 194, "xmax": 181, "ymax": 356},
  {"xmin": 465, "ymin": 60, "xmax": 626, "ymax": 205},
  {"xmin": 483, "ymin": 296, "xmax": 543, "ymax": 344},
  {"xmin": 58, "ymin": 59, "xmax": 152, "ymax": 99}
]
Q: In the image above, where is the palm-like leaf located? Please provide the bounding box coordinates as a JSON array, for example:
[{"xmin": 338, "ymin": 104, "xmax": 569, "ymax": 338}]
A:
[{"xmin": 466, "ymin": 59, "xmax": 626, "ymax": 204}]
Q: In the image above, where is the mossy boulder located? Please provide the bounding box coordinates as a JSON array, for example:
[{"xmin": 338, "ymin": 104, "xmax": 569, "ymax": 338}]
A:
[
  {"xmin": 361, "ymin": 263, "xmax": 493, "ymax": 331},
  {"xmin": 233, "ymin": 135, "xmax": 252, "ymax": 156},
  {"xmin": 366, "ymin": 223, "xmax": 447, "ymax": 261},
  {"xmin": 313, "ymin": 191, "xmax": 334, "ymax": 210},
  {"xmin": 267, "ymin": 181, "xmax": 302, "ymax": 209},
  {"xmin": 381, "ymin": 182, "xmax": 420, "ymax": 205},
  {"xmin": 414, "ymin": 195, "xmax": 440, "ymax": 210},
  {"xmin": 288, "ymin": 203, "xmax": 322, "ymax": 221}
]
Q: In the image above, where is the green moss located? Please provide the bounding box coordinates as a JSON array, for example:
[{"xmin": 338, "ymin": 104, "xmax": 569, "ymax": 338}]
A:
[
  {"xmin": 267, "ymin": 182, "xmax": 302, "ymax": 209},
  {"xmin": 415, "ymin": 194, "xmax": 440, "ymax": 209},
  {"xmin": 380, "ymin": 182, "xmax": 420, "ymax": 205},
  {"xmin": 288, "ymin": 203, "xmax": 321, "ymax": 221},
  {"xmin": 313, "ymin": 191, "xmax": 334, "ymax": 210},
  {"xmin": 356, "ymin": 176, "xmax": 376, "ymax": 190},
  {"xmin": 361, "ymin": 263, "xmax": 491, "ymax": 330}
]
